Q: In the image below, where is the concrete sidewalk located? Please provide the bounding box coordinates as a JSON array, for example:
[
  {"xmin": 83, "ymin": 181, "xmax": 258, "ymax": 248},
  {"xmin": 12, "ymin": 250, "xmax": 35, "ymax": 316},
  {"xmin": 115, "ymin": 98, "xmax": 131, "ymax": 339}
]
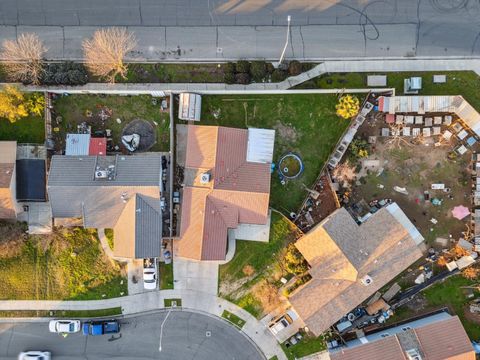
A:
[{"xmin": 0, "ymin": 289, "xmax": 286, "ymax": 360}]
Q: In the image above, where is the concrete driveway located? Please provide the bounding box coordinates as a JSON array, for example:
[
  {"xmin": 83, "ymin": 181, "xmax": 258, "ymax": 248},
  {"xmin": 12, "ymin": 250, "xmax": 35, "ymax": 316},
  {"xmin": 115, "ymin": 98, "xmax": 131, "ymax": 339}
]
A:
[{"xmin": 173, "ymin": 256, "xmax": 219, "ymax": 296}]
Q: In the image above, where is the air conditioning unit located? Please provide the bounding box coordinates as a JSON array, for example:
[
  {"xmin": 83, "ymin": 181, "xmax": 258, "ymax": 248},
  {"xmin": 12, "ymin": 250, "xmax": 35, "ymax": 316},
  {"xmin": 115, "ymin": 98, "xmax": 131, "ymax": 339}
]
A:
[
  {"xmin": 200, "ymin": 172, "xmax": 211, "ymax": 184},
  {"xmin": 406, "ymin": 349, "xmax": 422, "ymax": 360},
  {"xmin": 95, "ymin": 170, "xmax": 108, "ymax": 179},
  {"xmin": 360, "ymin": 275, "xmax": 373, "ymax": 286}
]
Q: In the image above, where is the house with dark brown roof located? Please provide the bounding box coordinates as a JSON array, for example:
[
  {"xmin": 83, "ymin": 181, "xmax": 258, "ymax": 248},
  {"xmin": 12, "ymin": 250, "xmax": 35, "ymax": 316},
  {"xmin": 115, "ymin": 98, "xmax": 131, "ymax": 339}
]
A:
[
  {"xmin": 289, "ymin": 203, "xmax": 424, "ymax": 336},
  {"xmin": 330, "ymin": 313, "xmax": 475, "ymax": 360},
  {"xmin": 175, "ymin": 125, "xmax": 275, "ymax": 261},
  {"xmin": 0, "ymin": 141, "xmax": 18, "ymax": 219}
]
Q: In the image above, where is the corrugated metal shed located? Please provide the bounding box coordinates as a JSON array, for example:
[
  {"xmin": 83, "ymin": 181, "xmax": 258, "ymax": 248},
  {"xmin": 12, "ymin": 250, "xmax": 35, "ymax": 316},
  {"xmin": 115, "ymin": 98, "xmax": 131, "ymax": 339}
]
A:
[
  {"xmin": 65, "ymin": 134, "xmax": 90, "ymax": 156},
  {"xmin": 178, "ymin": 93, "xmax": 201, "ymax": 121},
  {"xmin": 246, "ymin": 128, "xmax": 275, "ymax": 164}
]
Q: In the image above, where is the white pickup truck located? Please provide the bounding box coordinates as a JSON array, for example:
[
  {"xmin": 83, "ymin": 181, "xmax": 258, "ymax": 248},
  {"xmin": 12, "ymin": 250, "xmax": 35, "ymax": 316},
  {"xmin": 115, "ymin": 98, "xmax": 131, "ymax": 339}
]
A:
[
  {"xmin": 143, "ymin": 258, "xmax": 158, "ymax": 290},
  {"xmin": 269, "ymin": 309, "xmax": 299, "ymax": 335}
]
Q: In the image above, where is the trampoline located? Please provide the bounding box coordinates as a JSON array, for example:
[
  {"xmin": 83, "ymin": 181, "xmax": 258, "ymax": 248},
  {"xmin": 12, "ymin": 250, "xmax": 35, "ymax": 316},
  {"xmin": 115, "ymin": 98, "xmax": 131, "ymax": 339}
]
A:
[{"xmin": 121, "ymin": 119, "xmax": 157, "ymax": 152}]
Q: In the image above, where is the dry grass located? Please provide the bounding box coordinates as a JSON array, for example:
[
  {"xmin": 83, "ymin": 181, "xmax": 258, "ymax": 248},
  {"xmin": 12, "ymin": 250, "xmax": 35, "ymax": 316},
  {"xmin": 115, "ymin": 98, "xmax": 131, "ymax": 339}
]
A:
[
  {"xmin": 0, "ymin": 33, "xmax": 46, "ymax": 84},
  {"xmin": 83, "ymin": 27, "xmax": 136, "ymax": 83},
  {"xmin": 0, "ymin": 221, "xmax": 27, "ymax": 258}
]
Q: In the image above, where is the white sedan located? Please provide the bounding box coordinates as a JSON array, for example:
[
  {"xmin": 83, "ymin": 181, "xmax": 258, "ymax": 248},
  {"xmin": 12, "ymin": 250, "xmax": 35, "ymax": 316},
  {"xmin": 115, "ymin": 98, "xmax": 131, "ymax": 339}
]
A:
[
  {"xmin": 18, "ymin": 351, "xmax": 51, "ymax": 360},
  {"xmin": 48, "ymin": 319, "xmax": 81, "ymax": 334}
]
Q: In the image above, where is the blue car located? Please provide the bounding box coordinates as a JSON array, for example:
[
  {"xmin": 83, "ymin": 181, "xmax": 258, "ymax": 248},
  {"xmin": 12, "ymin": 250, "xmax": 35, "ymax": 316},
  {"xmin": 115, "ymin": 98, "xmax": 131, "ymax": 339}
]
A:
[{"xmin": 82, "ymin": 320, "xmax": 120, "ymax": 336}]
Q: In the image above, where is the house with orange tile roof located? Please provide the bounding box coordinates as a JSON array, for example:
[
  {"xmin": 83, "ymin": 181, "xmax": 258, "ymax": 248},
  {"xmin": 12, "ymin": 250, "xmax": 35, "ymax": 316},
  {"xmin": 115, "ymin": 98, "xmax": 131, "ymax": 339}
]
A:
[
  {"xmin": 330, "ymin": 312, "xmax": 475, "ymax": 360},
  {"xmin": 175, "ymin": 125, "xmax": 275, "ymax": 261},
  {"xmin": 289, "ymin": 203, "xmax": 424, "ymax": 336},
  {"xmin": 0, "ymin": 141, "xmax": 18, "ymax": 219}
]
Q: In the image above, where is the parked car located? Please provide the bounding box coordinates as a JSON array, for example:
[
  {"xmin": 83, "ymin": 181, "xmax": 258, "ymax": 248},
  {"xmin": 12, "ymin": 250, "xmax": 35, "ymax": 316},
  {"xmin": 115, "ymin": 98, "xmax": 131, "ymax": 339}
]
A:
[
  {"xmin": 143, "ymin": 258, "xmax": 158, "ymax": 290},
  {"xmin": 82, "ymin": 320, "xmax": 120, "ymax": 336},
  {"xmin": 48, "ymin": 319, "xmax": 81, "ymax": 334},
  {"xmin": 18, "ymin": 351, "xmax": 51, "ymax": 360},
  {"xmin": 269, "ymin": 309, "xmax": 299, "ymax": 335}
]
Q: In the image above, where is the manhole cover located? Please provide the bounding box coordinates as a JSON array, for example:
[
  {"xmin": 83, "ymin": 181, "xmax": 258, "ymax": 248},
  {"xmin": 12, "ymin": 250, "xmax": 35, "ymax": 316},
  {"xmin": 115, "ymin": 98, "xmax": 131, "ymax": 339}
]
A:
[
  {"xmin": 216, "ymin": 47, "xmax": 223, "ymax": 53},
  {"xmin": 206, "ymin": 331, "xmax": 211, "ymax": 337}
]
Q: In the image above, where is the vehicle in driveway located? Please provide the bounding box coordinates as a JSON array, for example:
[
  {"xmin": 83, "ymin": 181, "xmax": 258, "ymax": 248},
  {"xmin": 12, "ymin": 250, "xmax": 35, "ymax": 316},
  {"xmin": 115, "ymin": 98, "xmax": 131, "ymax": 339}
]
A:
[
  {"xmin": 18, "ymin": 351, "xmax": 51, "ymax": 360},
  {"xmin": 268, "ymin": 309, "xmax": 299, "ymax": 335},
  {"xmin": 82, "ymin": 320, "xmax": 120, "ymax": 336},
  {"xmin": 143, "ymin": 258, "xmax": 158, "ymax": 290},
  {"xmin": 48, "ymin": 319, "xmax": 81, "ymax": 334}
]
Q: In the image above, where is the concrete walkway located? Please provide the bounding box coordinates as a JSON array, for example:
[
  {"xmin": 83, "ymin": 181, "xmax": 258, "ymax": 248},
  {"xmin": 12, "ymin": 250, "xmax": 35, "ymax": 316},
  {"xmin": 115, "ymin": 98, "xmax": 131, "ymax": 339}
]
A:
[
  {"xmin": 97, "ymin": 228, "xmax": 115, "ymax": 259},
  {"xmin": 0, "ymin": 289, "xmax": 286, "ymax": 360}
]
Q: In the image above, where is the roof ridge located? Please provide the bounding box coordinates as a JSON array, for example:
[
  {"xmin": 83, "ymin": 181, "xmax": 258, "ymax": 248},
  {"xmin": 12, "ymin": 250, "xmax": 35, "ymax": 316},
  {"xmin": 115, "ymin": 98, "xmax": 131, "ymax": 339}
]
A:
[
  {"xmin": 206, "ymin": 194, "xmax": 237, "ymax": 227},
  {"xmin": 136, "ymin": 193, "xmax": 160, "ymax": 216}
]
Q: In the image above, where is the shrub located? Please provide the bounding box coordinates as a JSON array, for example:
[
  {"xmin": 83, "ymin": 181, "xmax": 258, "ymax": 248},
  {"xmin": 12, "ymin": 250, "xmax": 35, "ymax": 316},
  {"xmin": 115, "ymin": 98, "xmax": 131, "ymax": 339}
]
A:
[
  {"xmin": 266, "ymin": 62, "xmax": 275, "ymax": 74},
  {"xmin": 41, "ymin": 62, "xmax": 89, "ymax": 85},
  {"xmin": 0, "ymin": 85, "xmax": 44, "ymax": 123},
  {"xmin": 336, "ymin": 94, "xmax": 360, "ymax": 119},
  {"xmin": 250, "ymin": 61, "xmax": 267, "ymax": 82},
  {"xmin": 223, "ymin": 62, "xmax": 236, "ymax": 73},
  {"xmin": 283, "ymin": 243, "xmax": 308, "ymax": 275},
  {"xmin": 271, "ymin": 69, "xmax": 287, "ymax": 82},
  {"xmin": 224, "ymin": 71, "xmax": 236, "ymax": 84},
  {"xmin": 235, "ymin": 72, "xmax": 251, "ymax": 85},
  {"xmin": 288, "ymin": 60, "xmax": 302, "ymax": 76},
  {"xmin": 236, "ymin": 60, "xmax": 250, "ymax": 73}
]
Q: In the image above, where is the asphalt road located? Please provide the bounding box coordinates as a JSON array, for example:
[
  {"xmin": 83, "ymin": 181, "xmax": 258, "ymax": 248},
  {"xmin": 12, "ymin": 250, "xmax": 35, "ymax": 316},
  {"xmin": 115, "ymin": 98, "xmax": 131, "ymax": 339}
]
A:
[
  {"xmin": 0, "ymin": 0, "xmax": 480, "ymax": 60},
  {"xmin": 0, "ymin": 310, "xmax": 264, "ymax": 360}
]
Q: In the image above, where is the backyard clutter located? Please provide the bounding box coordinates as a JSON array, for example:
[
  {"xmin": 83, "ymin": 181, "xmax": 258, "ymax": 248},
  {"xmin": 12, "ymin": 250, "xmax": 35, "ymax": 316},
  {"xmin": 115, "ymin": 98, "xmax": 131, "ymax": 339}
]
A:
[{"xmin": 51, "ymin": 94, "xmax": 170, "ymax": 153}]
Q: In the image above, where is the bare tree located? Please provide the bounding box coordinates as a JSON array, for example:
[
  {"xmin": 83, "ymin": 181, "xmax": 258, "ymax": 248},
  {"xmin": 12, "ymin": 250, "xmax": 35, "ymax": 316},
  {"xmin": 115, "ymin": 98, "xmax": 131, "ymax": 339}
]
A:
[
  {"xmin": 0, "ymin": 33, "xmax": 47, "ymax": 84},
  {"xmin": 83, "ymin": 27, "xmax": 136, "ymax": 83}
]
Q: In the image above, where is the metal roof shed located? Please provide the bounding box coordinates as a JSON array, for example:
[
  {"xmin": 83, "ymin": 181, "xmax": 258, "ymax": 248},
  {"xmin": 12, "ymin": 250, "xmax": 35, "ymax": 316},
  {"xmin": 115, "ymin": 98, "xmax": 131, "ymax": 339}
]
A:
[
  {"xmin": 246, "ymin": 128, "xmax": 275, "ymax": 164},
  {"xmin": 178, "ymin": 93, "xmax": 201, "ymax": 121},
  {"xmin": 16, "ymin": 159, "xmax": 46, "ymax": 202},
  {"xmin": 65, "ymin": 134, "xmax": 91, "ymax": 155}
]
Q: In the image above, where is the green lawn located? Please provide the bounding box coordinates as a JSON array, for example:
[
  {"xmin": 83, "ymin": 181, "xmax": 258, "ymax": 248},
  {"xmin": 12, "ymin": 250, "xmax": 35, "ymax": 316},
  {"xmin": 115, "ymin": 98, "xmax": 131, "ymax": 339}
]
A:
[
  {"xmin": 219, "ymin": 212, "xmax": 302, "ymax": 317},
  {"xmin": 160, "ymin": 262, "xmax": 174, "ymax": 290},
  {"xmin": 0, "ymin": 307, "xmax": 122, "ymax": 318},
  {"xmin": 297, "ymin": 71, "xmax": 480, "ymax": 110},
  {"xmin": 281, "ymin": 333, "xmax": 326, "ymax": 360},
  {"xmin": 124, "ymin": 63, "xmax": 225, "ymax": 83},
  {"xmin": 423, "ymin": 275, "xmax": 480, "ymax": 340},
  {"xmin": 0, "ymin": 224, "xmax": 127, "ymax": 300},
  {"xmin": 221, "ymin": 310, "xmax": 246, "ymax": 329},
  {"xmin": 200, "ymin": 94, "xmax": 350, "ymax": 212},
  {"xmin": 53, "ymin": 94, "xmax": 170, "ymax": 152},
  {"xmin": 0, "ymin": 114, "xmax": 45, "ymax": 143},
  {"xmin": 164, "ymin": 298, "xmax": 182, "ymax": 307}
]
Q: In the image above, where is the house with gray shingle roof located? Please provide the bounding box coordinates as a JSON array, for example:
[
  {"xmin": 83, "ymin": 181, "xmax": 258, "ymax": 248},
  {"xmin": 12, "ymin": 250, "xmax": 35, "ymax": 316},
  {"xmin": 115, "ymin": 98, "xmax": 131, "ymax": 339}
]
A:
[
  {"xmin": 289, "ymin": 203, "xmax": 424, "ymax": 336},
  {"xmin": 47, "ymin": 154, "xmax": 162, "ymax": 259}
]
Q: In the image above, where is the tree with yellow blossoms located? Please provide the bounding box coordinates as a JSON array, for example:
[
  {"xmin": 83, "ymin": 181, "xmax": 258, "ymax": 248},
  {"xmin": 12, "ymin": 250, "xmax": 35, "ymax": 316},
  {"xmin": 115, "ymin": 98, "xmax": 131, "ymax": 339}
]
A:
[
  {"xmin": 0, "ymin": 85, "xmax": 44, "ymax": 122},
  {"xmin": 336, "ymin": 94, "xmax": 360, "ymax": 119}
]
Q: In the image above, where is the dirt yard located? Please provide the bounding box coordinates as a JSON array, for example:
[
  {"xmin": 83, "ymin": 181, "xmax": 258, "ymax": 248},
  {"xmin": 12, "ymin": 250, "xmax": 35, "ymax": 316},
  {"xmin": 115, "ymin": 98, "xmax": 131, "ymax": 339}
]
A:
[{"xmin": 344, "ymin": 134, "xmax": 474, "ymax": 245}]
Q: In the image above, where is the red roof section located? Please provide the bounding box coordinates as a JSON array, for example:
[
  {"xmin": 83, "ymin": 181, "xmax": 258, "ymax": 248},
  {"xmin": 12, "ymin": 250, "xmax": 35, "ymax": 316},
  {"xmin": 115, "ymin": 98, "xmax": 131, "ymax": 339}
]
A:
[
  {"xmin": 89, "ymin": 138, "xmax": 107, "ymax": 156},
  {"xmin": 177, "ymin": 125, "xmax": 272, "ymax": 261}
]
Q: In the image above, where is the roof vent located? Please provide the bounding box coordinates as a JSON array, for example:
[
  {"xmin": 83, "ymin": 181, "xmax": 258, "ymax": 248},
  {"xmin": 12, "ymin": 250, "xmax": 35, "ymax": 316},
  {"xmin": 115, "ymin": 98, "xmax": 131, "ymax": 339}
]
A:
[
  {"xmin": 361, "ymin": 275, "xmax": 373, "ymax": 286},
  {"xmin": 405, "ymin": 349, "xmax": 422, "ymax": 360},
  {"xmin": 200, "ymin": 173, "xmax": 211, "ymax": 184},
  {"xmin": 95, "ymin": 170, "xmax": 108, "ymax": 179}
]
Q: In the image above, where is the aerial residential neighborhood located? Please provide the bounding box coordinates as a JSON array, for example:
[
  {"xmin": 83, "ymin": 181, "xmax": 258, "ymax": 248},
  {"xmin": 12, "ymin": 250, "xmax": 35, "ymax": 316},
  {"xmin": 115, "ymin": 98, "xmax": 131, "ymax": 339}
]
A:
[{"xmin": 2, "ymin": 2, "xmax": 480, "ymax": 360}]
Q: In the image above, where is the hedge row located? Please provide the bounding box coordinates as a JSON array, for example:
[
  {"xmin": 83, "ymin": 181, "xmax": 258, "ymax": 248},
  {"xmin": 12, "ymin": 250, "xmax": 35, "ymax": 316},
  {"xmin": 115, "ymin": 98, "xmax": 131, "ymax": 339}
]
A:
[{"xmin": 223, "ymin": 60, "xmax": 306, "ymax": 85}]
